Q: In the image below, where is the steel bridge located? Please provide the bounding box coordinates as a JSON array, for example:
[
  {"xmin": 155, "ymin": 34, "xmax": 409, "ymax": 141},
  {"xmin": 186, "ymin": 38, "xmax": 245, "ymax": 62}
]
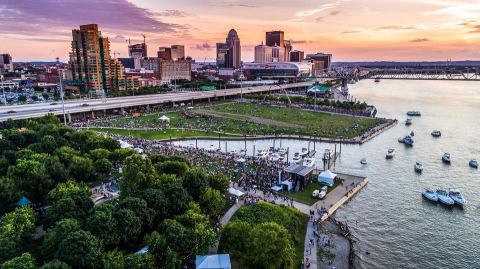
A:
[{"xmin": 317, "ymin": 66, "xmax": 480, "ymax": 81}]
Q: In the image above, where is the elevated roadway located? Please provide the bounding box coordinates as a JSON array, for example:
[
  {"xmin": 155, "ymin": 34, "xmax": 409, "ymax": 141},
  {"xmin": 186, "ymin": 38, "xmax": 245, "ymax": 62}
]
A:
[{"xmin": 0, "ymin": 81, "xmax": 315, "ymax": 122}]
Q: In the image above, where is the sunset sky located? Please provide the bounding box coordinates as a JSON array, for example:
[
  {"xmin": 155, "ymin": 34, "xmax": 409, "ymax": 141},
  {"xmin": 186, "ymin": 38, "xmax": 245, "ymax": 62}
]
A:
[{"xmin": 1, "ymin": 0, "xmax": 480, "ymax": 62}]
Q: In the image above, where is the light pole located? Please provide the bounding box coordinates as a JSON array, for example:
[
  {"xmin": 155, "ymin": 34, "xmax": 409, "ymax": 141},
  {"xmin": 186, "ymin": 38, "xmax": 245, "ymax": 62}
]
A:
[
  {"xmin": 2, "ymin": 87, "xmax": 6, "ymax": 106},
  {"xmin": 58, "ymin": 70, "xmax": 67, "ymax": 125},
  {"xmin": 240, "ymin": 65, "xmax": 243, "ymax": 102}
]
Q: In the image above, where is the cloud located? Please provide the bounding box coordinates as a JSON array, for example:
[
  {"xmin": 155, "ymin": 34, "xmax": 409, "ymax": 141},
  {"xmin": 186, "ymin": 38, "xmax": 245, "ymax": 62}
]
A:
[
  {"xmin": 341, "ymin": 30, "xmax": 362, "ymax": 34},
  {"xmin": 211, "ymin": 1, "xmax": 257, "ymax": 8},
  {"xmin": 194, "ymin": 43, "xmax": 213, "ymax": 50},
  {"xmin": 316, "ymin": 10, "xmax": 341, "ymax": 22},
  {"xmin": 409, "ymin": 38, "xmax": 431, "ymax": 42},
  {"xmin": 155, "ymin": 10, "xmax": 188, "ymax": 17},
  {"xmin": 295, "ymin": 0, "xmax": 347, "ymax": 18},
  {"xmin": 290, "ymin": 40, "xmax": 311, "ymax": 44},
  {"xmin": 458, "ymin": 20, "xmax": 480, "ymax": 33},
  {"xmin": 0, "ymin": 0, "xmax": 184, "ymax": 38},
  {"xmin": 376, "ymin": 25, "xmax": 417, "ymax": 30}
]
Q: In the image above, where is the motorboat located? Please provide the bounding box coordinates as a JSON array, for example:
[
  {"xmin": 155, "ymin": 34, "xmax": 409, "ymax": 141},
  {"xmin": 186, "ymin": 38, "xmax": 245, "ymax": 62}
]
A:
[
  {"xmin": 303, "ymin": 157, "xmax": 316, "ymax": 168},
  {"xmin": 257, "ymin": 150, "xmax": 269, "ymax": 159},
  {"xmin": 448, "ymin": 188, "xmax": 466, "ymax": 206},
  {"xmin": 403, "ymin": 136, "xmax": 414, "ymax": 146},
  {"xmin": 405, "ymin": 118, "xmax": 413, "ymax": 125},
  {"xmin": 299, "ymin": 148, "xmax": 309, "ymax": 157},
  {"xmin": 442, "ymin": 153, "xmax": 451, "ymax": 164},
  {"xmin": 414, "ymin": 162, "xmax": 424, "ymax": 173},
  {"xmin": 323, "ymin": 149, "xmax": 334, "ymax": 160},
  {"xmin": 374, "ymin": 78, "xmax": 380, "ymax": 83},
  {"xmin": 360, "ymin": 158, "xmax": 367, "ymax": 165},
  {"xmin": 269, "ymin": 153, "xmax": 280, "ymax": 162},
  {"xmin": 407, "ymin": 111, "xmax": 421, "ymax": 116},
  {"xmin": 207, "ymin": 145, "xmax": 217, "ymax": 152},
  {"xmin": 292, "ymin": 153, "xmax": 303, "ymax": 164},
  {"xmin": 431, "ymin": 131, "xmax": 441, "ymax": 137},
  {"xmin": 436, "ymin": 189, "xmax": 455, "ymax": 206},
  {"xmin": 278, "ymin": 148, "xmax": 288, "ymax": 155},
  {"xmin": 410, "ymin": 131, "xmax": 415, "ymax": 137},
  {"xmin": 398, "ymin": 137, "xmax": 405, "ymax": 143},
  {"xmin": 422, "ymin": 189, "xmax": 438, "ymax": 202},
  {"xmin": 318, "ymin": 186, "xmax": 328, "ymax": 199},
  {"xmin": 469, "ymin": 159, "xmax": 478, "ymax": 169},
  {"xmin": 386, "ymin": 148, "xmax": 395, "ymax": 159}
]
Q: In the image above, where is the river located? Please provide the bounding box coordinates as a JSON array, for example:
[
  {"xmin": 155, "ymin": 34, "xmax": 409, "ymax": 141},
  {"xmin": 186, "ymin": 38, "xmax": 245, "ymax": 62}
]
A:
[{"xmin": 174, "ymin": 79, "xmax": 480, "ymax": 268}]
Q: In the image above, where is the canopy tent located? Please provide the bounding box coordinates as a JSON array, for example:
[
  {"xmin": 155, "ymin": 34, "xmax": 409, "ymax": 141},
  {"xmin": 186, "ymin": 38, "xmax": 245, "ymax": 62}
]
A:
[
  {"xmin": 159, "ymin": 115, "xmax": 170, "ymax": 123},
  {"xmin": 135, "ymin": 246, "xmax": 149, "ymax": 254},
  {"xmin": 17, "ymin": 196, "xmax": 31, "ymax": 207},
  {"xmin": 236, "ymin": 158, "xmax": 246, "ymax": 163},
  {"xmin": 196, "ymin": 254, "xmax": 231, "ymax": 269},
  {"xmin": 228, "ymin": 187, "xmax": 245, "ymax": 197},
  {"xmin": 271, "ymin": 185, "xmax": 282, "ymax": 192},
  {"xmin": 318, "ymin": 170, "xmax": 337, "ymax": 187},
  {"xmin": 280, "ymin": 180, "xmax": 293, "ymax": 191}
]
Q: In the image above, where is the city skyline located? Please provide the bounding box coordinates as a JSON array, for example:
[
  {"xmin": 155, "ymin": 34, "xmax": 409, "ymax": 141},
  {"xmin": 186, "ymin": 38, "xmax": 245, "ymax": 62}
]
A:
[{"xmin": 1, "ymin": 0, "xmax": 480, "ymax": 62}]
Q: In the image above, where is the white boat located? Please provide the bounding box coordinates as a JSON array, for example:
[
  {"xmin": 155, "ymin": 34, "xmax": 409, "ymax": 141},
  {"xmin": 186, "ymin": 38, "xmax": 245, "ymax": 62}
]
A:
[
  {"xmin": 292, "ymin": 153, "xmax": 303, "ymax": 164},
  {"xmin": 256, "ymin": 150, "xmax": 269, "ymax": 159},
  {"xmin": 323, "ymin": 149, "xmax": 334, "ymax": 160},
  {"xmin": 431, "ymin": 131, "xmax": 441, "ymax": 137},
  {"xmin": 299, "ymin": 148, "xmax": 309, "ymax": 157},
  {"xmin": 278, "ymin": 148, "xmax": 288, "ymax": 155},
  {"xmin": 414, "ymin": 162, "xmax": 423, "ymax": 173},
  {"xmin": 442, "ymin": 153, "xmax": 451, "ymax": 164},
  {"xmin": 469, "ymin": 159, "xmax": 478, "ymax": 169},
  {"xmin": 269, "ymin": 153, "xmax": 280, "ymax": 162},
  {"xmin": 303, "ymin": 157, "xmax": 316, "ymax": 168},
  {"xmin": 436, "ymin": 189, "xmax": 454, "ymax": 206},
  {"xmin": 207, "ymin": 145, "xmax": 217, "ymax": 152},
  {"xmin": 405, "ymin": 118, "xmax": 413, "ymax": 125},
  {"xmin": 360, "ymin": 158, "xmax": 367, "ymax": 165},
  {"xmin": 422, "ymin": 189, "xmax": 438, "ymax": 202},
  {"xmin": 448, "ymin": 188, "xmax": 466, "ymax": 206},
  {"xmin": 386, "ymin": 148, "xmax": 395, "ymax": 159}
]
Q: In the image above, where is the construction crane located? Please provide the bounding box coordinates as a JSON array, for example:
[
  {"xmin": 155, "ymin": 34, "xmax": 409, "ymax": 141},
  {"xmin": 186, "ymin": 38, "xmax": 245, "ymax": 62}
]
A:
[
  {"xmin": 141, "ymin": 34, "xmax": 146, "ymax": 45},
  {"xmin": 126, "ymin": 38, "xmax": 131, "ymax": 45}
]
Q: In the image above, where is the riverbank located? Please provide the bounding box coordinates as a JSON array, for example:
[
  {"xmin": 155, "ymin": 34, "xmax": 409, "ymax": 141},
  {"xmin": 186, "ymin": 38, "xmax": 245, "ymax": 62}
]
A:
[{"xmin": 317, "ymin": 219, "xmax": 356, "ymax": 269}]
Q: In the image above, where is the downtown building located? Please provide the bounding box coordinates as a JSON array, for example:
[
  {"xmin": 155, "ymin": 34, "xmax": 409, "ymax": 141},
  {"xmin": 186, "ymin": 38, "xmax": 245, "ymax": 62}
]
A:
[
  {"xmin": 254, "ymin": 31, "xmax": 292, "ymax": 63},
  {"xmin": 216, "ymin": 29, "xmax": 241, "ymax": 68},
  {"xmin": 69, "ymin": 24, "xmax": 126, "ymax": 93},
  {"xmin": 0, "ymin": 54, "xmax": 14, "ymax": 74},
  {"xmin": 305, "ymin": 53, "xmax": 332, "ymax": 76}
]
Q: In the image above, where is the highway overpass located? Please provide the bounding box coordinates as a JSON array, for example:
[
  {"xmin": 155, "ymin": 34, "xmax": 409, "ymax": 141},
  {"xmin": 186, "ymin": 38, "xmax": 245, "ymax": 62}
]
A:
[{"xmin": 0, "ymin": 81, "xmax": 316, "ymax": 122}]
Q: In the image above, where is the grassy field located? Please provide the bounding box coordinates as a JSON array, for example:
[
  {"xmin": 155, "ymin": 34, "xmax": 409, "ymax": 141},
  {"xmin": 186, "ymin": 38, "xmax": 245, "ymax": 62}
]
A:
[
  {"xmin": 89, "ymin": 128, "xmax": 238, "ymax": 140},
  {"xmin": 282, "ymin": 180, "xmax": 343, "ymax": 205},
  {"xmin": 93, "ymin": 102, "xmax": 383, "ymax": 140}
]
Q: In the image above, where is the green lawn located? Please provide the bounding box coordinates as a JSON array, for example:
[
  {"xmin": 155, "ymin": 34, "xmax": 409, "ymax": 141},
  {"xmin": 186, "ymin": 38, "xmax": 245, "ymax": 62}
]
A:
[
  {"xmin": 282, "ymin": 180, "xmax": 343, "ymax": 206},
  {"xmin": 89, "ymin": 128, "xmax": 238, "ymax": 140},
  {"xmin": 92, "ymin": 102, "xmax": 384, "ymax": 140}
]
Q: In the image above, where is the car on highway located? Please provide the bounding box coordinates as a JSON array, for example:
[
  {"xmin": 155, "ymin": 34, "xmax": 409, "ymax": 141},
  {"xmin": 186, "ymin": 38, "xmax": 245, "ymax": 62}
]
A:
[
  {"xmin": 7, "ymin": 110, "xmax": 16, "ymax": 114},
  {"xmin": 49, "ymin": 108, "xmax": 57, "ymax": 112},
  {"xmin": 50, "ymin": 102, "xmax": 58, "ymax": 105},
  {"xmin": 81, "ymin": 103, "xmax": 90, "ymax": 107}
]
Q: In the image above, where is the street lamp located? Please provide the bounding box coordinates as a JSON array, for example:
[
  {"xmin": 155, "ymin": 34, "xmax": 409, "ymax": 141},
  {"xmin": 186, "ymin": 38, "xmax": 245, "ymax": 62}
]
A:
[
  {"xmin": 2, "ymin": 87, "xmax": 6, "ymax": 106},
  {"xmin": 58, "ymin": 70, "xmax": 67, "ymax": 125}
]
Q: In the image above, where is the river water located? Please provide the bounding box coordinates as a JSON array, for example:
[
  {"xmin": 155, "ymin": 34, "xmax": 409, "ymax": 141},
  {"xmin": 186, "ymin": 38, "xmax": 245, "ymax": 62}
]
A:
[{"xmin": 174, "ymin": 79, "xmax": 480, "ymax": 268}]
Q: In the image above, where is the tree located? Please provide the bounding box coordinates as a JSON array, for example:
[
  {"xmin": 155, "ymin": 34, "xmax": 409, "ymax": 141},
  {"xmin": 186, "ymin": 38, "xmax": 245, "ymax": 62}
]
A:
[
  {"xmin": 208, "ymin": 174, "xmax": 229, "ymax": 193},
  {"xmin": 121, "ymin": 154, "xmax": 157, "ymax": 198},
  {"xmin": 87, "ymin": 149, "xmax": 110, "ymax": 162},
  {"xmin": 0, "ymin": 207, "xmax": 36, "ymax": 262},
  {"xmin": 94, "ymin": 158, "xmax": 112, "ymax": 181},
  {"xmin": 40, "ymin": 260, "xmax": 71, "ymax": 269},
  {"xmin": 175, "ymin": 205, "xmax": 216, "ymax": 255},
  {"xmin": 102, "ymin": 250, "xmax": 124, "ymax": 269},
  {"xmin": 54, "ymin": 146, "xmax": 77, "ymax": 166},
  {"xmin": 55, "ymin": 230, "xmax": 104, "ymax": 269},
  {"xmin": 124, "ymin": 253, "xmax": 155, "ymax": 269},
  {"xmin": 114, "ymin": 209, "xmax": 141, "ymax": 246},
  {"xmin": 17, "ymin": 95, "xmax": 27, "ymax": 103},
  {"xmin": 110, "ymin": 148, "xmax": 135, "ymax": 167},
  {"xmin": 141, "ymin": 188, "xmax": 168, "ymax": 224},
  {"xmin": 219, "ymin": 221, "xmax": 251, "ymax": 259},
  {"xmin": 45, "ymin": 185, "xmax": 93, "ymax": 226},
  {"xmin": 155, "ymin": 161, "xmax": 189, "ymax": 177},
  {"xmin": 199, "ymin": 188, "xmax": 226, "ymax": 218},
  {"xmin": 7, "ymin": 159, "xmax": 52, "ymax": 202},
  {"xmin": 40, "ymin": 135, "xmax": 57, "ymax": 154},
  {"xmin": 247, "ymin": 222, "xmax": 294, "ymax": 269},
  {"xmin": 68, "ymin": 156, "xmax": 95, "ymax": 182},
  {"xmin": 0, "ymin": 177, "xmax": 20, "ymax": 214},
  {"xmin": 85, "ymin": 203, "xmax": 119, "ymax": 247},
  {"xmin": 119, "ymin": 198, "xmax": 154, "ymax": 231},
  {"xmin": 1, "ymin": 252, "xmax": 36, "ymax": 269},
  {"xmin": 48, "ymin": 181, "xmax": 90, "ymax": 203},
  {"xmin": 41, "ymin": 219, "xmax": 81, "ymax": 262},
  {"xmin": 158, "ymin": 175, "xmax": 190, "ymax": 217},
  {"xmin": 182, "ymin": 169, "xmax": 209, "ymax": 201}
]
